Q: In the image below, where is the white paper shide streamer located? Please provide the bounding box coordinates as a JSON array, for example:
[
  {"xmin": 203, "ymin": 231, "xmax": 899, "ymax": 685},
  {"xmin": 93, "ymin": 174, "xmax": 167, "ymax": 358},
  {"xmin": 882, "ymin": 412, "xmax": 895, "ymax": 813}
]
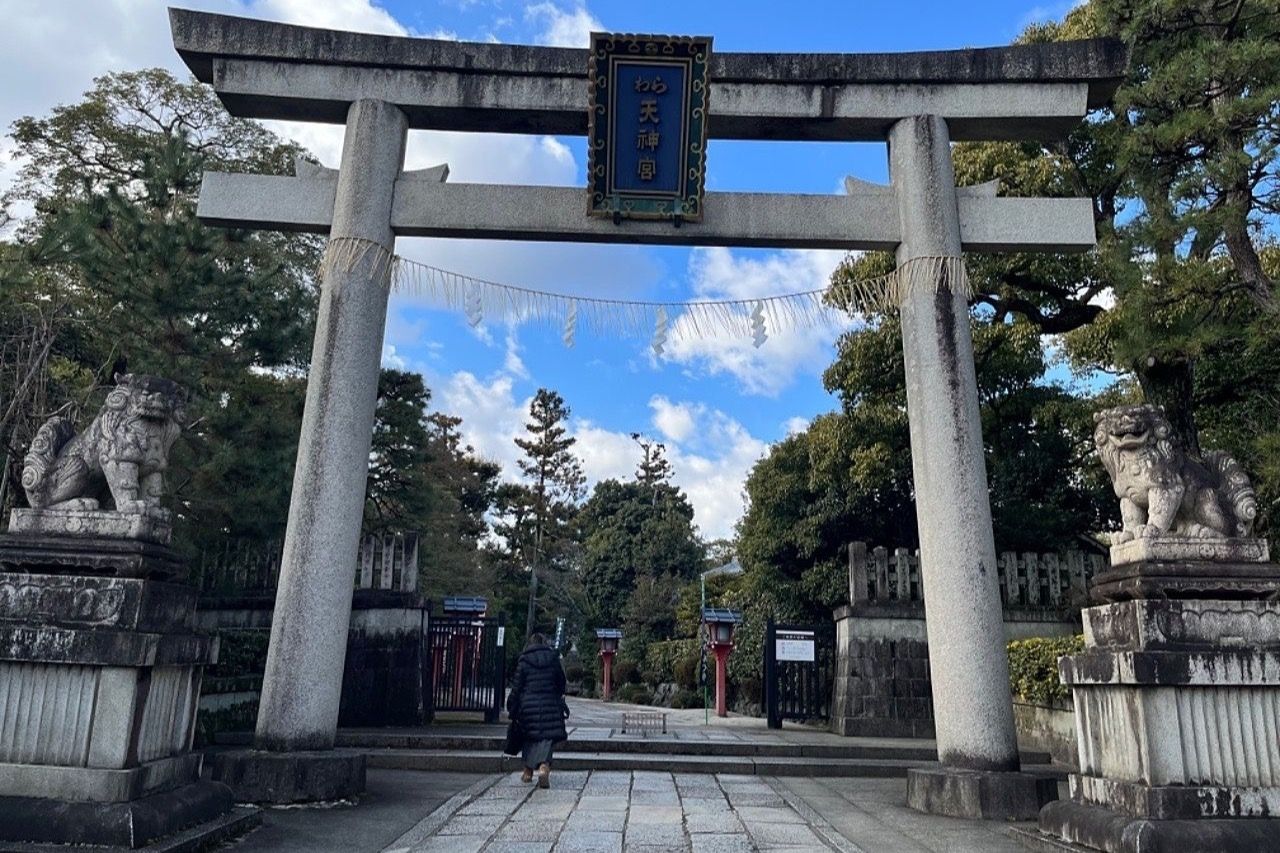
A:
[{"xmin": 320, "ymin": 237, "xmax": 972, "ymax": 349}]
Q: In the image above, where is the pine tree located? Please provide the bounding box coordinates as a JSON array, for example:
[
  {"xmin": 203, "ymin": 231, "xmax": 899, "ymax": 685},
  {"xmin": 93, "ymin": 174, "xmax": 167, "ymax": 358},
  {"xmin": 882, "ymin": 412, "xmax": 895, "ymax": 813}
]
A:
[{"xmin": 495, "ymin": 389, "xmax": 586, "ymax": 640}]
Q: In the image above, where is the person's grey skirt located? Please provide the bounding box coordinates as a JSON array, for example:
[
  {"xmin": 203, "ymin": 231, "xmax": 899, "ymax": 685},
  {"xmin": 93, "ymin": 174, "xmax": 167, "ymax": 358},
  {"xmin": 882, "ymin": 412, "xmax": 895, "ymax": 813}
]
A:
[{"xmin": 522, "ymin": 738, "xmax": 555, "ymax": 769}]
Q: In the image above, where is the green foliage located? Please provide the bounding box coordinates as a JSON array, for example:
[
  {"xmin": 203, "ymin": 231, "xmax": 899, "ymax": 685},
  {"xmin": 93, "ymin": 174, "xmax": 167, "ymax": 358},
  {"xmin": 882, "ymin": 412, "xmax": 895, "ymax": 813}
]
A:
[
  {"xmin": 0, "ymin": 69, "xmax": 321, "ymax": 554},
  {"xmin": 1007, "ymin": 635, "xmax": 1085, "ymax": 706},
  {"xmin": 193, "ymin": 699, "xmax": 259, "ymax": 748},
  {"xmin": 643, "ymin": 639, "xmax": 699, "ymax": 688},
  {"xmin": 615, "ymin": 683, "xmax": 651, "ymax": 705},
  {"xmin": 208, "ymin": 629, "xmax": 271, "ymax": 680},
  {"xmin": 490, "ymin": 388, "xmax": 586, "ymax": 641},
  {"xmin": 737, "ymin": 300, "xmax": 1112, "ymax": 626},
  {"xmin": 580, "ymin": 451, "xmax": 705, "ymax": 628},
  {"xmin": 671, "ymin": 689, "xmax": 702, "ymax": 710},
  {"xmin": 365, "ymin": 370, "xmax": 500, "ymax": 593},
  {"xmin": 613, "ymin": 659, "xmax": 641, "ymax": 685}
]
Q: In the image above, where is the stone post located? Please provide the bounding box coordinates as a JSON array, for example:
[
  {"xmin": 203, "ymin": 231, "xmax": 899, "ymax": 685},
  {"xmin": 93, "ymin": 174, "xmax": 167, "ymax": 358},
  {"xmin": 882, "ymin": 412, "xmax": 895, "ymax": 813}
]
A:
[
  {"xmin": 888, "ymin": 115, "xmax": 1054, "ymax": 819},
  {"xmin": 254, "ymin": 100, "xmax": 408, "ymax": 753}
]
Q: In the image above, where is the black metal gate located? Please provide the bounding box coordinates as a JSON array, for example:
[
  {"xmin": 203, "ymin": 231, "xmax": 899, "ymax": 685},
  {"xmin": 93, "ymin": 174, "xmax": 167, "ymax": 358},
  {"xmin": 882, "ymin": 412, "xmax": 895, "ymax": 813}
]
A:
[
  {"xmin": 764, "ymin": 617, "xmax": 834, "ymax": 729},
  {"xmin": 424, "ymin": 615, "xmax": 506, "ymax": 723}
]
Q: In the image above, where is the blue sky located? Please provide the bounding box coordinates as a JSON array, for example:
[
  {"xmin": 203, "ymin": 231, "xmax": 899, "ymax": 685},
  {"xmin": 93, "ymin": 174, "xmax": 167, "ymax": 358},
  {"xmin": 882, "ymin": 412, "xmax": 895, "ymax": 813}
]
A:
[{"xmin": 0, "ymin": 0, "xmax": 1087, "ymax": 539}]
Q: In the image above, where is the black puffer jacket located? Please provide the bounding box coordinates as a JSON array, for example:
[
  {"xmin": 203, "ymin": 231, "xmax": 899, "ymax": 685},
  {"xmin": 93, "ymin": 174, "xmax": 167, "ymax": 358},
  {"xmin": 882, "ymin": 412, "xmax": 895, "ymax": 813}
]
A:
[{"xmin": 506, "ymin": 643, "xmax": 568, "ymax": 742}]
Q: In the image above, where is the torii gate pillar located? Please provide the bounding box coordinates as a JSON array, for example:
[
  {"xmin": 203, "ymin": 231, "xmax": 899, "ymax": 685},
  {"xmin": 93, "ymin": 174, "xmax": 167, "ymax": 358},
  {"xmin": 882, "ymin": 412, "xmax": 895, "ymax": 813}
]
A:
[
  {"xmin": 256, "ymin": 99, "xmax": 407, "ymax": 753},
  {"xmin": 890, "ymin": 114, "xmax": 1053, "ymax": 816}
]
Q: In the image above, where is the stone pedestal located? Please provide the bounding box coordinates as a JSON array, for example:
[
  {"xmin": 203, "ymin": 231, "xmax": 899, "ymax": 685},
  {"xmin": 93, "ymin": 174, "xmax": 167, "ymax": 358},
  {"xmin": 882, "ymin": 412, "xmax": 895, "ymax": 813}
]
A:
[
  {"xmin": 1038, "ymin": 538, "xmax": 1280, "ymax": 852},
  {"xmin": 0, "ymin": 534, "xmax": 256, "ymax": 849}
]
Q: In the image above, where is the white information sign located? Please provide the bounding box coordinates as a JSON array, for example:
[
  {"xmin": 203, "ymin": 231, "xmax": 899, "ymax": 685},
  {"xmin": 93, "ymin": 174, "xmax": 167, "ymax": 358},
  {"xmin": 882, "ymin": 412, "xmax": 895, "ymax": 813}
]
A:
[
  {"xmin": 497, "ymin": 627, "xmax": 506, "ymax": 647},
  {"xmin": 775, "ymin": 635, "xmax": 815, "ymax": 662}
]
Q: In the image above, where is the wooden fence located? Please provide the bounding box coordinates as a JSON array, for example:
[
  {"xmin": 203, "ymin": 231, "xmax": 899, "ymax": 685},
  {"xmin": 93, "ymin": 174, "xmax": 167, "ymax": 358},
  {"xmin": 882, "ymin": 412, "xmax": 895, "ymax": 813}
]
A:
[
  {"xmin": 196, "ymin": 531, "xmax": 420, "ymax": 595},
  {"xmin": 847, "ymin": 541, "xmax": 1105, "ymax": 609}
]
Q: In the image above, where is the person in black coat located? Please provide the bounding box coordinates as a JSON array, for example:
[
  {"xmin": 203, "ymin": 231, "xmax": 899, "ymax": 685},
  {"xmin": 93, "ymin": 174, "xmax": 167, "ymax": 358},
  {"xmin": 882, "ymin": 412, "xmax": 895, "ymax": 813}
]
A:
[{"xmin": 506, "ymin": 634, "xmax": 569, "ymax": 787}]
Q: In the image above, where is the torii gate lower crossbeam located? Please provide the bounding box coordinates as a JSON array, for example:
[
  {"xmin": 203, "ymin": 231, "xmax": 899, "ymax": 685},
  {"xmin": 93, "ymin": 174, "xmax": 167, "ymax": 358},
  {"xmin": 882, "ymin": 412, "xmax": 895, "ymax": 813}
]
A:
[{"xmin": 170, "ymin": 9, "xmax": 1124, "ymax": 818}]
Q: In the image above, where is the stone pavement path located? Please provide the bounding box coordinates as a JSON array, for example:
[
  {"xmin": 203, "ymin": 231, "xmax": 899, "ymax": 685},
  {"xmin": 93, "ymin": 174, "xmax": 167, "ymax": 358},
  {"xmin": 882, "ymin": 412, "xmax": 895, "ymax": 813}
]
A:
[
  {"xmin": 383, "ymin": 770, "xmax": 856, "ymax": 852},
  {"xmin": 771, "ymin": 776, "xmax": 1047, "ymax": 853}
]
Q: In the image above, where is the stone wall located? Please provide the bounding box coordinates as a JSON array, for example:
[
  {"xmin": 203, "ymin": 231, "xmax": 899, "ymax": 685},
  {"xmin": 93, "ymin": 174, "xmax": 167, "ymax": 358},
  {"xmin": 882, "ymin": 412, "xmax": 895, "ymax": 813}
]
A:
[
  {"xmin": 1013, "ymin": 700, "xmax": 1077, "ymax": 767},
  {"xmin": 197, "ymin": 577, "xmax": 428, "ymax": 730},
  {"xmin": 830, "ymin": 541, "xmax": 1102, "ymax": 739}
]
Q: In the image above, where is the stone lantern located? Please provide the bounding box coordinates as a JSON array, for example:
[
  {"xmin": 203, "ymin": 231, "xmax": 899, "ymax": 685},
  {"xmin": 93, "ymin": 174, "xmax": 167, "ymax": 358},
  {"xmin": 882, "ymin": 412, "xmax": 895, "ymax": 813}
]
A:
[
  {"xmin": 701, "ymin": 607, "xmax": 743, "ymax": 717},
  {"xmin": 596, "ymin": 628, "xmax": 622, "ymax": 701}
]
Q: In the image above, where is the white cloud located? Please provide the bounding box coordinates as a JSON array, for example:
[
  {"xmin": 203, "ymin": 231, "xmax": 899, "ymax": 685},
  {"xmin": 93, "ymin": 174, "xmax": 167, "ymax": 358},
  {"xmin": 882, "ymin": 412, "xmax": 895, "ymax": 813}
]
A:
[
  {"xmin": 253, "ymin": 0, "xmax": 406, "ymax": 35},
  {"xmin": 662, "ymin": 247, "xmax": 854, "ymax": 397},
  {"xmin": 783, "ymin": 415, "xmax": 809, "ymax": 436},
  {"xmin": 524, "ymin": 1, "xmax": 601, "ymax": 47},
  {"xmin": 502, "ymin": 329, "xmax": 530, "ymax": 379},
  {"xmin": 650, "ymin": 396, "xmax": 696, "ymax": 443},
  {"xmin": 381, "ymin": 344, "xmax": 407, "ymax": 369},
  {"xmin": 435, "ymin": 370, "xmax": 767, "ymax": 541}
]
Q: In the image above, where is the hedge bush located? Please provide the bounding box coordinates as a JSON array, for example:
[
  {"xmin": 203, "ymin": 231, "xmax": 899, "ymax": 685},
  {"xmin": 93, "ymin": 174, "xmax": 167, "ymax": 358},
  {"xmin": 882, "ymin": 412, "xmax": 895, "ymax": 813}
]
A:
[
  {"xmin": 643, "ymin": 639, "xmax": 699, "ymax": 688},
  {"xmin": 1007, "ymin": 634, "xmax": 1084, "ymax": 706},
  {"xmin": 671, "ymin": 688, "xmax": 702, "ymax": 709},
  {"xmin": 613, "ymin": 659, "xmax": 641, "ymax": 685},
  {"xmin": 209, "ymin": 629, "xmax": 271, "ymax": 680},
  {"xmin": 616, "ymin": 683, "xmax": 651, "ymax": 705}
]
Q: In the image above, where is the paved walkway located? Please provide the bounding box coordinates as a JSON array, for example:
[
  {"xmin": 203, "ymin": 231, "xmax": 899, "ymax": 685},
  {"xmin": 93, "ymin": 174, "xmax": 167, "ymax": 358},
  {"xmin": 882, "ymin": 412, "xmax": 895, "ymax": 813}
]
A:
[
  {"xmin": 378, "ymin": 770, "xmax": 1045, "ymax": 853},
  {"xmin": 226, "ymin": 769, "xmax": 482, "ymax": 852},
  {"xmin": 413, "ymin": 696, "xmax": 944, "ymax": 753}
]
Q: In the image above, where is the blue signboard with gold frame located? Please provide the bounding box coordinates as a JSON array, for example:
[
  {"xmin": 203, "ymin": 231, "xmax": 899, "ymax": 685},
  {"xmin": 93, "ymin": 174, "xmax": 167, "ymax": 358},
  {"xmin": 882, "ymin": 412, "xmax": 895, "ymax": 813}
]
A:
[{"xmin": 587, "ymin": 32, "xmax": 712, "ymax": 223}]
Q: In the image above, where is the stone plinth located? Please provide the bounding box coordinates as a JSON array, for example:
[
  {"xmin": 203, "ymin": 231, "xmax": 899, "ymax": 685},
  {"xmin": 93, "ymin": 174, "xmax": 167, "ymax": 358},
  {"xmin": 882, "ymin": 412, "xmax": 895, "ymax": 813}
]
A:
[
  {"xmin": 0, "ymin": 538, "xmax": 246, "ymax": 849},
  {"xmin": 9, "ymin": 507, "xmax": 173, "ymax": 545},
  {"xmin": 908, "ymin": 767, "xmax": 1057, "ymax": 820},
  {"xmin": 1039, "ymin": 594, "xmax": 1280, "ymax": 852},
  {"xmin": 0, "ymin": 529, "xmax": 185, "ymax": 580},
  {"xmin": 1092, "ymin": 537, "xmax": 1275, "ymax": 603}
]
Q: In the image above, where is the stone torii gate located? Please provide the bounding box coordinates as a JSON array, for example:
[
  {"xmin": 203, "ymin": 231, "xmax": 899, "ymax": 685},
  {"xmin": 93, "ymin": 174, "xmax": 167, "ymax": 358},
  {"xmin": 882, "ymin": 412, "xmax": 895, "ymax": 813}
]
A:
[{"xmin": 169, "ymin": 9, "xmax": 1124, "ymax": 815}]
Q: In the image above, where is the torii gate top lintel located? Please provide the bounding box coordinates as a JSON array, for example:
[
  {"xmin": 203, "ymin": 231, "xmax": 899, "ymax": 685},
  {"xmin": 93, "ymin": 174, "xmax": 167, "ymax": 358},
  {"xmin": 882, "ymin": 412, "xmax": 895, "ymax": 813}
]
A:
[{"xmin": 168, "ymin": 8, "xmax": 1125, "ymax": 142}]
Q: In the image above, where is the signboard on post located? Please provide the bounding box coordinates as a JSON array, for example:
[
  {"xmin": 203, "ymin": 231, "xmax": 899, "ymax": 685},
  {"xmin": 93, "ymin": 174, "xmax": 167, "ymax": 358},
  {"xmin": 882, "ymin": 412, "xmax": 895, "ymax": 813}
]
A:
[
  {"xmin": 775, "ymin": 629, "xmax": 816, "ymax": 662},
  {"xmin": 587, "ymin": 32, "xmax": 712, "ymax": 223}
]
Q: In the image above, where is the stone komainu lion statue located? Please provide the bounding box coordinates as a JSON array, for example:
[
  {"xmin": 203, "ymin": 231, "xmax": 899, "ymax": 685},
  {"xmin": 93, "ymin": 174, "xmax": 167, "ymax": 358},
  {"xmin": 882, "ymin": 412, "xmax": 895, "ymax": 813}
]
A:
[
  {"xmin": 22, "ymin": 374, "xmax": 186, "ymax": 517},
  {"xmin": 1094, "ymin": 404, "xmax": 1257, "ymax": 544}
]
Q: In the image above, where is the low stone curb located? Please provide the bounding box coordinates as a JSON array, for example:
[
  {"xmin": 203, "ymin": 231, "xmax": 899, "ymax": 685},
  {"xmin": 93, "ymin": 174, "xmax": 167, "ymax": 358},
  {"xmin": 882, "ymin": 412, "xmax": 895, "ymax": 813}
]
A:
[
  {"xmin": 378, "ymin": 774, "xmax": 504, "ymax": 852},
  {"xmin": 361, "ymin": 748, "xmax": 1053, "ymax": 780},
  {"xmin": 763, "ymin": 777, "xmax": 868, "ymax": 853}
]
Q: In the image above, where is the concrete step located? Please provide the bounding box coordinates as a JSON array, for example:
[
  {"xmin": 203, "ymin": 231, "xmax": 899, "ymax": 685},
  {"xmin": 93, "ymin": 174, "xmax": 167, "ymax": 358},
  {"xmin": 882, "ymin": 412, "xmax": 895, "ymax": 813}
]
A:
[
  {"xmin": 333, "ymin": 731, "xmax": 1052, "ymax": 765},
  {"xmin": 336, "ymin": 731, "xmax": 937, "ymax": 761},
  {"xmin": 362, "ymin": 748, "xmax": 1070, "ymax": 780}
]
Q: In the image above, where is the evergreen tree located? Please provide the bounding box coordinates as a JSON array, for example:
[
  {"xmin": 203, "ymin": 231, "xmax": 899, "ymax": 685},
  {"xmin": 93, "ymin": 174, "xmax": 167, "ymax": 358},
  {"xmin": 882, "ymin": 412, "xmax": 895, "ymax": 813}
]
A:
[
  {"xmin": 492, "ymin": 389, "xmax": 585, "ymax": 640},
  {"xmin": 579, "ymin": 441, "xmax": 705, "ymax": 629},
  {"xmin": 0, "ymin": 69, "xmax": 321, "ymax": 554}
]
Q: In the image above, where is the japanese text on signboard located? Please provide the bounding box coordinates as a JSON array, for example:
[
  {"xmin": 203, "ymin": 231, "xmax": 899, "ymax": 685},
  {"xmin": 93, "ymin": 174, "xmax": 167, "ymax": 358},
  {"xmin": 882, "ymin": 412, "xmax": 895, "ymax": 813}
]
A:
[{"xmin": 586, "ymin": 33, "xmax": 711, "ymax": 221}]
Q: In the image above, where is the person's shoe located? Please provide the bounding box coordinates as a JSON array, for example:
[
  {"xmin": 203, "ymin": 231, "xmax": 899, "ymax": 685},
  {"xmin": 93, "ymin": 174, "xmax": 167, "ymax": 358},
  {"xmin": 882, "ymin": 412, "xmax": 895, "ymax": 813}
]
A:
[
  {"xmin": 521, "ymin": 767, "xmax": 533, "ymax": 784},
  {"xmin": 537, "ymin": 763, "xmax": 550, "ymax": 789}
]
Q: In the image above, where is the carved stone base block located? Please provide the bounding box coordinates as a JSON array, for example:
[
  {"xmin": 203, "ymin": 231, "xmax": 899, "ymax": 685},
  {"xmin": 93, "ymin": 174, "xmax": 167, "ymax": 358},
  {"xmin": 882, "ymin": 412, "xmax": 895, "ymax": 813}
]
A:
[
  {"xmin": 1038, "ymin": 595, "xmax": 1280, "ymax": 851},
  {"xmin": 1093, "ymin": 538, "xmax": 1275, "ymax": 602},
  {"xmin": 9, "ymin": 507, "xmax": 172, "ymax": 545},
  {"xmin": 0, "ymin": 532, "xmax": 185, "ymax": 580},
  {"xmin": 0, "ymin": 543, "xmax": 230, "ymax": 848},
  {"xmin": 906, "ymin": 767, "xmax": 1057, "ymax": 820},
  {"xmin": 1039, "ymin": 798, "xmax": 1280, "ymax": 853}
]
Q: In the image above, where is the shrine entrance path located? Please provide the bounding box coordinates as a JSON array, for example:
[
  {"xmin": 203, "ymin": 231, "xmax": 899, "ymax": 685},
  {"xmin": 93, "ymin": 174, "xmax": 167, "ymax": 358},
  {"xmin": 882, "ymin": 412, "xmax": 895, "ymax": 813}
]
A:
[
  {"xmin": 379, "ymin": 770, "xmax": 1042, "ymax": 852},
  {"xmin": 227, "ymin": 769, "xmax": 482, "ymax": 852}
]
